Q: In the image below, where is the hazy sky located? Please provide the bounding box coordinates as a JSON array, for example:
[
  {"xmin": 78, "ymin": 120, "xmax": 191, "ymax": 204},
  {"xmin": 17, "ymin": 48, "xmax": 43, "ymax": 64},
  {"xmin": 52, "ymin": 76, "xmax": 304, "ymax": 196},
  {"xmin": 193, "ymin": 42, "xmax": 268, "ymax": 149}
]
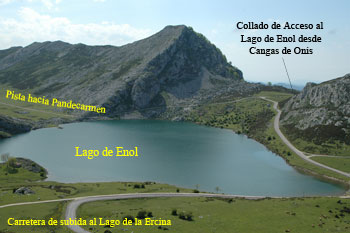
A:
[{"xmin": 0, "ymin": 0, "xmax": 349, "ymax": 85}]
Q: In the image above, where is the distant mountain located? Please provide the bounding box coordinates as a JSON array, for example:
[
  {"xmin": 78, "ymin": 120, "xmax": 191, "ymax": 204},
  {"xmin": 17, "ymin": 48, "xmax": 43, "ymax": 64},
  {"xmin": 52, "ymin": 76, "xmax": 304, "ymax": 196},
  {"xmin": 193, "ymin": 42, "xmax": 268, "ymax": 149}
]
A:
[
  {"xmin": 280, "ymin": 74, "xmax": 350, "ymax": 144},
  {"xmin": 274, "ymin": 82, "xmax": 304, "ymax": 91},
  {"xmin": 0, "ymin": 25, "xmax": 261, "ymax": 118}
]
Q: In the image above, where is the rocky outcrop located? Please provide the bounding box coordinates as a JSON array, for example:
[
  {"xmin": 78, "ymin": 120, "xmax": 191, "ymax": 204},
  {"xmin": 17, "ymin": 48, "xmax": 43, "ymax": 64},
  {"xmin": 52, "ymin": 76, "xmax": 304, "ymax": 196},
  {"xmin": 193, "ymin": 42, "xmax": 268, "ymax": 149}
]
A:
[
  {"xmin": 15, "ymin": 157, "xmax": 47, "ymax": 175},
  {"xmin": 281, "ymin": 74, "xmax": 350, "ymax": 143},
  {"xmin": 0, "ymin": 115, "xmax": 32, "ymax": 137},
  {"xmin": 14, "ymin": 187, "xmax": 35, "ymax": 195}
]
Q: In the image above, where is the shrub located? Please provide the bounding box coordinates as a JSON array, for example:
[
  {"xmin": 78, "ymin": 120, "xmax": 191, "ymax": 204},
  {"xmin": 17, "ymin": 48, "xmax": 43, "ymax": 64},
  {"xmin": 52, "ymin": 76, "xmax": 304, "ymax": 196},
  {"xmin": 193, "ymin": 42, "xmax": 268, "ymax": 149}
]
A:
[
  {"xmin": 186, "ymin": 212, "xmax": 193, "ymax": 221},
  {"xmin": 179, "ymin": 212, "xmax": 186, "ymax": 220},
  {"xmin": 136, "ymin": 210, "xmax": 147, "ymax": 219},
  {"xmin": 123, "ymin": 215, "xmax": 135, "ymax": 223},
  {"xmin": 171, "ymin": 209, "xmax": 177, "ymax": 216},
  {"xmin": 178, "ymin": 211, "xmax": 194, "ymax": 221}
]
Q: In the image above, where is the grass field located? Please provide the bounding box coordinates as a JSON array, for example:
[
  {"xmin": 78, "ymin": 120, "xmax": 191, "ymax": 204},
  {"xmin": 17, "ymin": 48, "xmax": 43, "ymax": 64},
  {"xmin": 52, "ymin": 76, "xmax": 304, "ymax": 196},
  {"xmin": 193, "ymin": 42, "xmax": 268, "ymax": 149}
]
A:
[
  {"xmin": 0, "ymin": 202, "xmax": 73, "ymax": 233},
  {"xmin": 312, "ymin": 157, "xmax": 350, "ymax": 173},
  {"xmin": 254, "ymin": 91, "xmax": 293, "ymax": 102},
  {"xmin": 77, "ymin": 196, "xmax": 350, "ymax": 233},
  {"xmin": 281, "ymin": 134, "xmax": 350, "ymax": 157}
]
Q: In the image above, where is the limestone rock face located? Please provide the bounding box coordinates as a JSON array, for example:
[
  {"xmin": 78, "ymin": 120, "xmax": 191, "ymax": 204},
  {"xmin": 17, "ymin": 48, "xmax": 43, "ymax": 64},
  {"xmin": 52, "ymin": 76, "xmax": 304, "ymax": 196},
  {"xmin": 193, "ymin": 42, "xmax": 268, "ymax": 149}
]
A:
[{"xmin": 281, "ymin": 74, "xmax": 350, "ymax": 141}]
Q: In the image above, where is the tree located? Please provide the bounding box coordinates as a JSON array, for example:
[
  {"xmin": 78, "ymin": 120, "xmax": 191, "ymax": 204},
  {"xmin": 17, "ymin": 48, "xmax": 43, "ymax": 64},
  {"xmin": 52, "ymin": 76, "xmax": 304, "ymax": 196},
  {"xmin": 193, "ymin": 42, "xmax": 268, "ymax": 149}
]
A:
[
  {"xmin": 1, "ymin": 153, "xmax": 9, "ymax": 163},
  {"xmin": 171, "ymin": 209, "xmax": 177, "ymax": 216},
  {"xmin": 8, "ymin": 157, "xmax": 17, "ymax": 168},
  {"xmin": 267, "ymin": 82, "xmax": 272, "ymax": 86},
  {"xmin": 215, "ymin": 186, "xmax": 220, "ymax": 193}
]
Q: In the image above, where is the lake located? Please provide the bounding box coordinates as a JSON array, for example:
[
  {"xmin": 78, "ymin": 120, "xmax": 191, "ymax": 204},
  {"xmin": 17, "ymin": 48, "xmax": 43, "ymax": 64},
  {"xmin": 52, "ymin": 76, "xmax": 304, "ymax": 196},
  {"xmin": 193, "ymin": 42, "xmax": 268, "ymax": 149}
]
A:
[{"xmin": 0, "ymin": 120, "xmax": 345, "ymax": 196}]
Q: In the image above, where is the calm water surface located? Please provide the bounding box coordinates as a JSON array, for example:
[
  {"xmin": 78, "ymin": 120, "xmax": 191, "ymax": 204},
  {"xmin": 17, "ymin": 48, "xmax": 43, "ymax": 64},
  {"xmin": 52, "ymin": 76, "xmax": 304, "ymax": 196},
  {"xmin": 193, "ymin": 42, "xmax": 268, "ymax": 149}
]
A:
[{"xmin": 0, "ymin": 120, "xmax": 345, "ymax": 196}]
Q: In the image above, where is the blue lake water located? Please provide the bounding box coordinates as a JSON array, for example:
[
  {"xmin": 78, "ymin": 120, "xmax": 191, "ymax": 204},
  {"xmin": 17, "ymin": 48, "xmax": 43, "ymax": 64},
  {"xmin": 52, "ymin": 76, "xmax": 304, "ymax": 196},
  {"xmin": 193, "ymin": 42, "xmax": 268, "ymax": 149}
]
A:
[{"xmin": 0, "ymin": 120, "xmax": 345, "ymax": 196}]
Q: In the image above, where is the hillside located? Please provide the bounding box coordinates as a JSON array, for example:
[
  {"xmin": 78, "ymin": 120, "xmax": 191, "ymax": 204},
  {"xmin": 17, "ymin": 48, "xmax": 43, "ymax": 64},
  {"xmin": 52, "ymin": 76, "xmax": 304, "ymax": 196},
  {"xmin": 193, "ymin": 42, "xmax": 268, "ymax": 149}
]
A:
[
  {"xmin": 0, "ymin": 25, "xmax": 260, "ymax": 119},
  {"xmin": 280, "ymin": 73, "xmax": 350, "ymax": 148}
]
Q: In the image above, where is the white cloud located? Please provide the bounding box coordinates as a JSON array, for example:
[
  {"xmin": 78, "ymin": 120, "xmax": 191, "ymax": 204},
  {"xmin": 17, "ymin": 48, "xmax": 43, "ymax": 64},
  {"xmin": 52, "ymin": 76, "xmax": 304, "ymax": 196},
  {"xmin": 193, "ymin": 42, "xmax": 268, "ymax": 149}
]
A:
[
  {"xmin": 0, "ymin": 7, "xmax": 153, "ymax": 49},
  {"xmin": 0, "ymin": 0, "xmax": 15, "ymax": 5},
  {"xmin": 40, "ymin": 0, "xmax": 54, "ymax": 9},
  {"xmin": 0, "ymin": 0, "xmax": 61, "ymax": 9}
]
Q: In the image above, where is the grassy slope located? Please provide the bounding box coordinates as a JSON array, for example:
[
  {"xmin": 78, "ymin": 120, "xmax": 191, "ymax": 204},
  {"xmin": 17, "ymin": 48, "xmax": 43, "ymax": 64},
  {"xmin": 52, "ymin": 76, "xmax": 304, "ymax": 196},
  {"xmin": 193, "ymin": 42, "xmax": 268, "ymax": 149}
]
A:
[
  {"xmin": 0, "ymin": 202, "xmax": 73, "ymax": 233},
  {"xmin": 281, "ymin": 134, "xmax": 350, "ymax": 157},
  {"xmin": 78, "ymin": 197, "xmax": 350, "ymax": 233},
  {"xmin": 260, "ymin": 91, "xmax": 350, "ymax": 172},
  {"xmin": 0, "ymin": 85, "xmax": 75, "ymax": 122},
  {"xmin": 312, "ymin": 157, "xmax": 350, "ymax": 173},
  {"xmin": 186, "ymin": 91, "xmax": 350, "ymax": 183}
]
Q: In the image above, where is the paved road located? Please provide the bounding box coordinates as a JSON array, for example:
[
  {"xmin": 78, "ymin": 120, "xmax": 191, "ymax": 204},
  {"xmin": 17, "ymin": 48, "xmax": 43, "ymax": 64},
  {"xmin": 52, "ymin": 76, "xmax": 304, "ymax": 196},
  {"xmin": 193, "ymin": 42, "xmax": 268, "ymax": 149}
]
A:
[
  {"xmin": 260, "ymin": 97, "xmax": 350, "ymax": 178},
  {"xmin": 65, "ymin": 192, "xmax": 266, "ymax": 233}
]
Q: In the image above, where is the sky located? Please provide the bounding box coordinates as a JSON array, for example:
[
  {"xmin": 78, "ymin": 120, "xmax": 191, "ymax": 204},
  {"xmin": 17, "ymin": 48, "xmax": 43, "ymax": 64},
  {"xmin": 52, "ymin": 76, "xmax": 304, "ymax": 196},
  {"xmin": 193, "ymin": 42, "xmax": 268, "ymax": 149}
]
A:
[{"xmin": 0, "ymin": 0, "xmax": 349, "ymax": 85}]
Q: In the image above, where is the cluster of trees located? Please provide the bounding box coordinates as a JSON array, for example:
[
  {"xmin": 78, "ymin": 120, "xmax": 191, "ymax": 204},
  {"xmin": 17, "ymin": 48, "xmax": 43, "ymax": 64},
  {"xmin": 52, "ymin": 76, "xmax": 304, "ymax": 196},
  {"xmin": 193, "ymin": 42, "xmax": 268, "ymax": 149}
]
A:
[{"xmin": 1, "ymin": 153, "xmax": 18, "ymax": 174}]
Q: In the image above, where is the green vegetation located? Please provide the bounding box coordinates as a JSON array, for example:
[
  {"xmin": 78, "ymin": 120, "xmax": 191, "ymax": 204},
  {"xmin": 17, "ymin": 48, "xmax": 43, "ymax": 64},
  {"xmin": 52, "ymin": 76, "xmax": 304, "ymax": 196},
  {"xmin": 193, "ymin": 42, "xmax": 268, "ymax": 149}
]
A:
[
  {"xmin": 254, "ymin": 91, "xmax": 293, "ymax": 102},
  {"xmin": 259, "ymin": 115, "xmax": 350, "ymax": 183},
  {"xmin": 186, "ymin": 91, "xmax": 350, "ymax": 183},
  {"xmin": 280, "ymin": 128, "xmax": 350, "ymax": 157},
  {"xmin": 1, "ymin": 90, "xmax": 350, "ymax": 233},
  {"xmin": 0, "ymin": 202, "xmax": 73, "ymax": 233},
  {"xmin": 0, "ymin": 84, "xmax": 76, "ymax": 122},
  {"xmin": 0, "ymin": 157, "xmax": 45, "ymax": 183},
  {"xmin": 77, "ymin": 197, "xmax": 350, "ymax": 233},
  {"xmin": 312, "ymin": 157, "xmax": 350, "ymax": 173},
  {"xmin": 186, "ymin": 97, "xmax": 274, "ymax": 136},
  {"xmin": 0, "ymin": 156, "xmax": 192, "ymax": 206}
]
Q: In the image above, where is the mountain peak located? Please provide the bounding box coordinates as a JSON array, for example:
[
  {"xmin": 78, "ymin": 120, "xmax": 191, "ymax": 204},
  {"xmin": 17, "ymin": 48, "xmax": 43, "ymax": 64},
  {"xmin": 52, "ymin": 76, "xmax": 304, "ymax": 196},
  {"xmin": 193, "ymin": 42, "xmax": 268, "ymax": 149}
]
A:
[{"xmin": 0, "ymin": 25, "xmax": 246, "ymax": 117}]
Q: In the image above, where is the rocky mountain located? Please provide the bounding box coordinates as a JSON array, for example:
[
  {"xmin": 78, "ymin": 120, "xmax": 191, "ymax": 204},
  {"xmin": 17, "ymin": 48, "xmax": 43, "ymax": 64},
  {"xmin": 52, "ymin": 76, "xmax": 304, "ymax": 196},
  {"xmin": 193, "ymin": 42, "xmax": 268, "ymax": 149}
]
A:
[
  {"xmin": 280, "ymin": 74, "xmax": 350, "ymax": 144},
  {"xmin": 0, "ymin": 25, "xmax": 261, "ymax": 119}
]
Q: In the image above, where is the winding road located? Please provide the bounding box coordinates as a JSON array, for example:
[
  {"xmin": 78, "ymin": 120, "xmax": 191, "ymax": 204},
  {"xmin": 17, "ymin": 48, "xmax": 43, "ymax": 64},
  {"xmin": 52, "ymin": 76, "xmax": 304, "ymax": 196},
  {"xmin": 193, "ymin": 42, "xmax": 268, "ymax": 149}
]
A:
[{"xmin": 260, "ymin": 97, "xmax": 350, "ymax": 178}]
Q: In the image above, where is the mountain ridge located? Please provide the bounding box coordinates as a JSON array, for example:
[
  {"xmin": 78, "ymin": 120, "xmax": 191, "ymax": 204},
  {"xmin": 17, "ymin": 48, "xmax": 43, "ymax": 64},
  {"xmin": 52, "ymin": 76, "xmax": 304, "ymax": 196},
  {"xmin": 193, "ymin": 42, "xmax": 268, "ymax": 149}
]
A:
[{"xmin": 0, "ymin": 25, "xmax": 248, "ymax": 118}]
